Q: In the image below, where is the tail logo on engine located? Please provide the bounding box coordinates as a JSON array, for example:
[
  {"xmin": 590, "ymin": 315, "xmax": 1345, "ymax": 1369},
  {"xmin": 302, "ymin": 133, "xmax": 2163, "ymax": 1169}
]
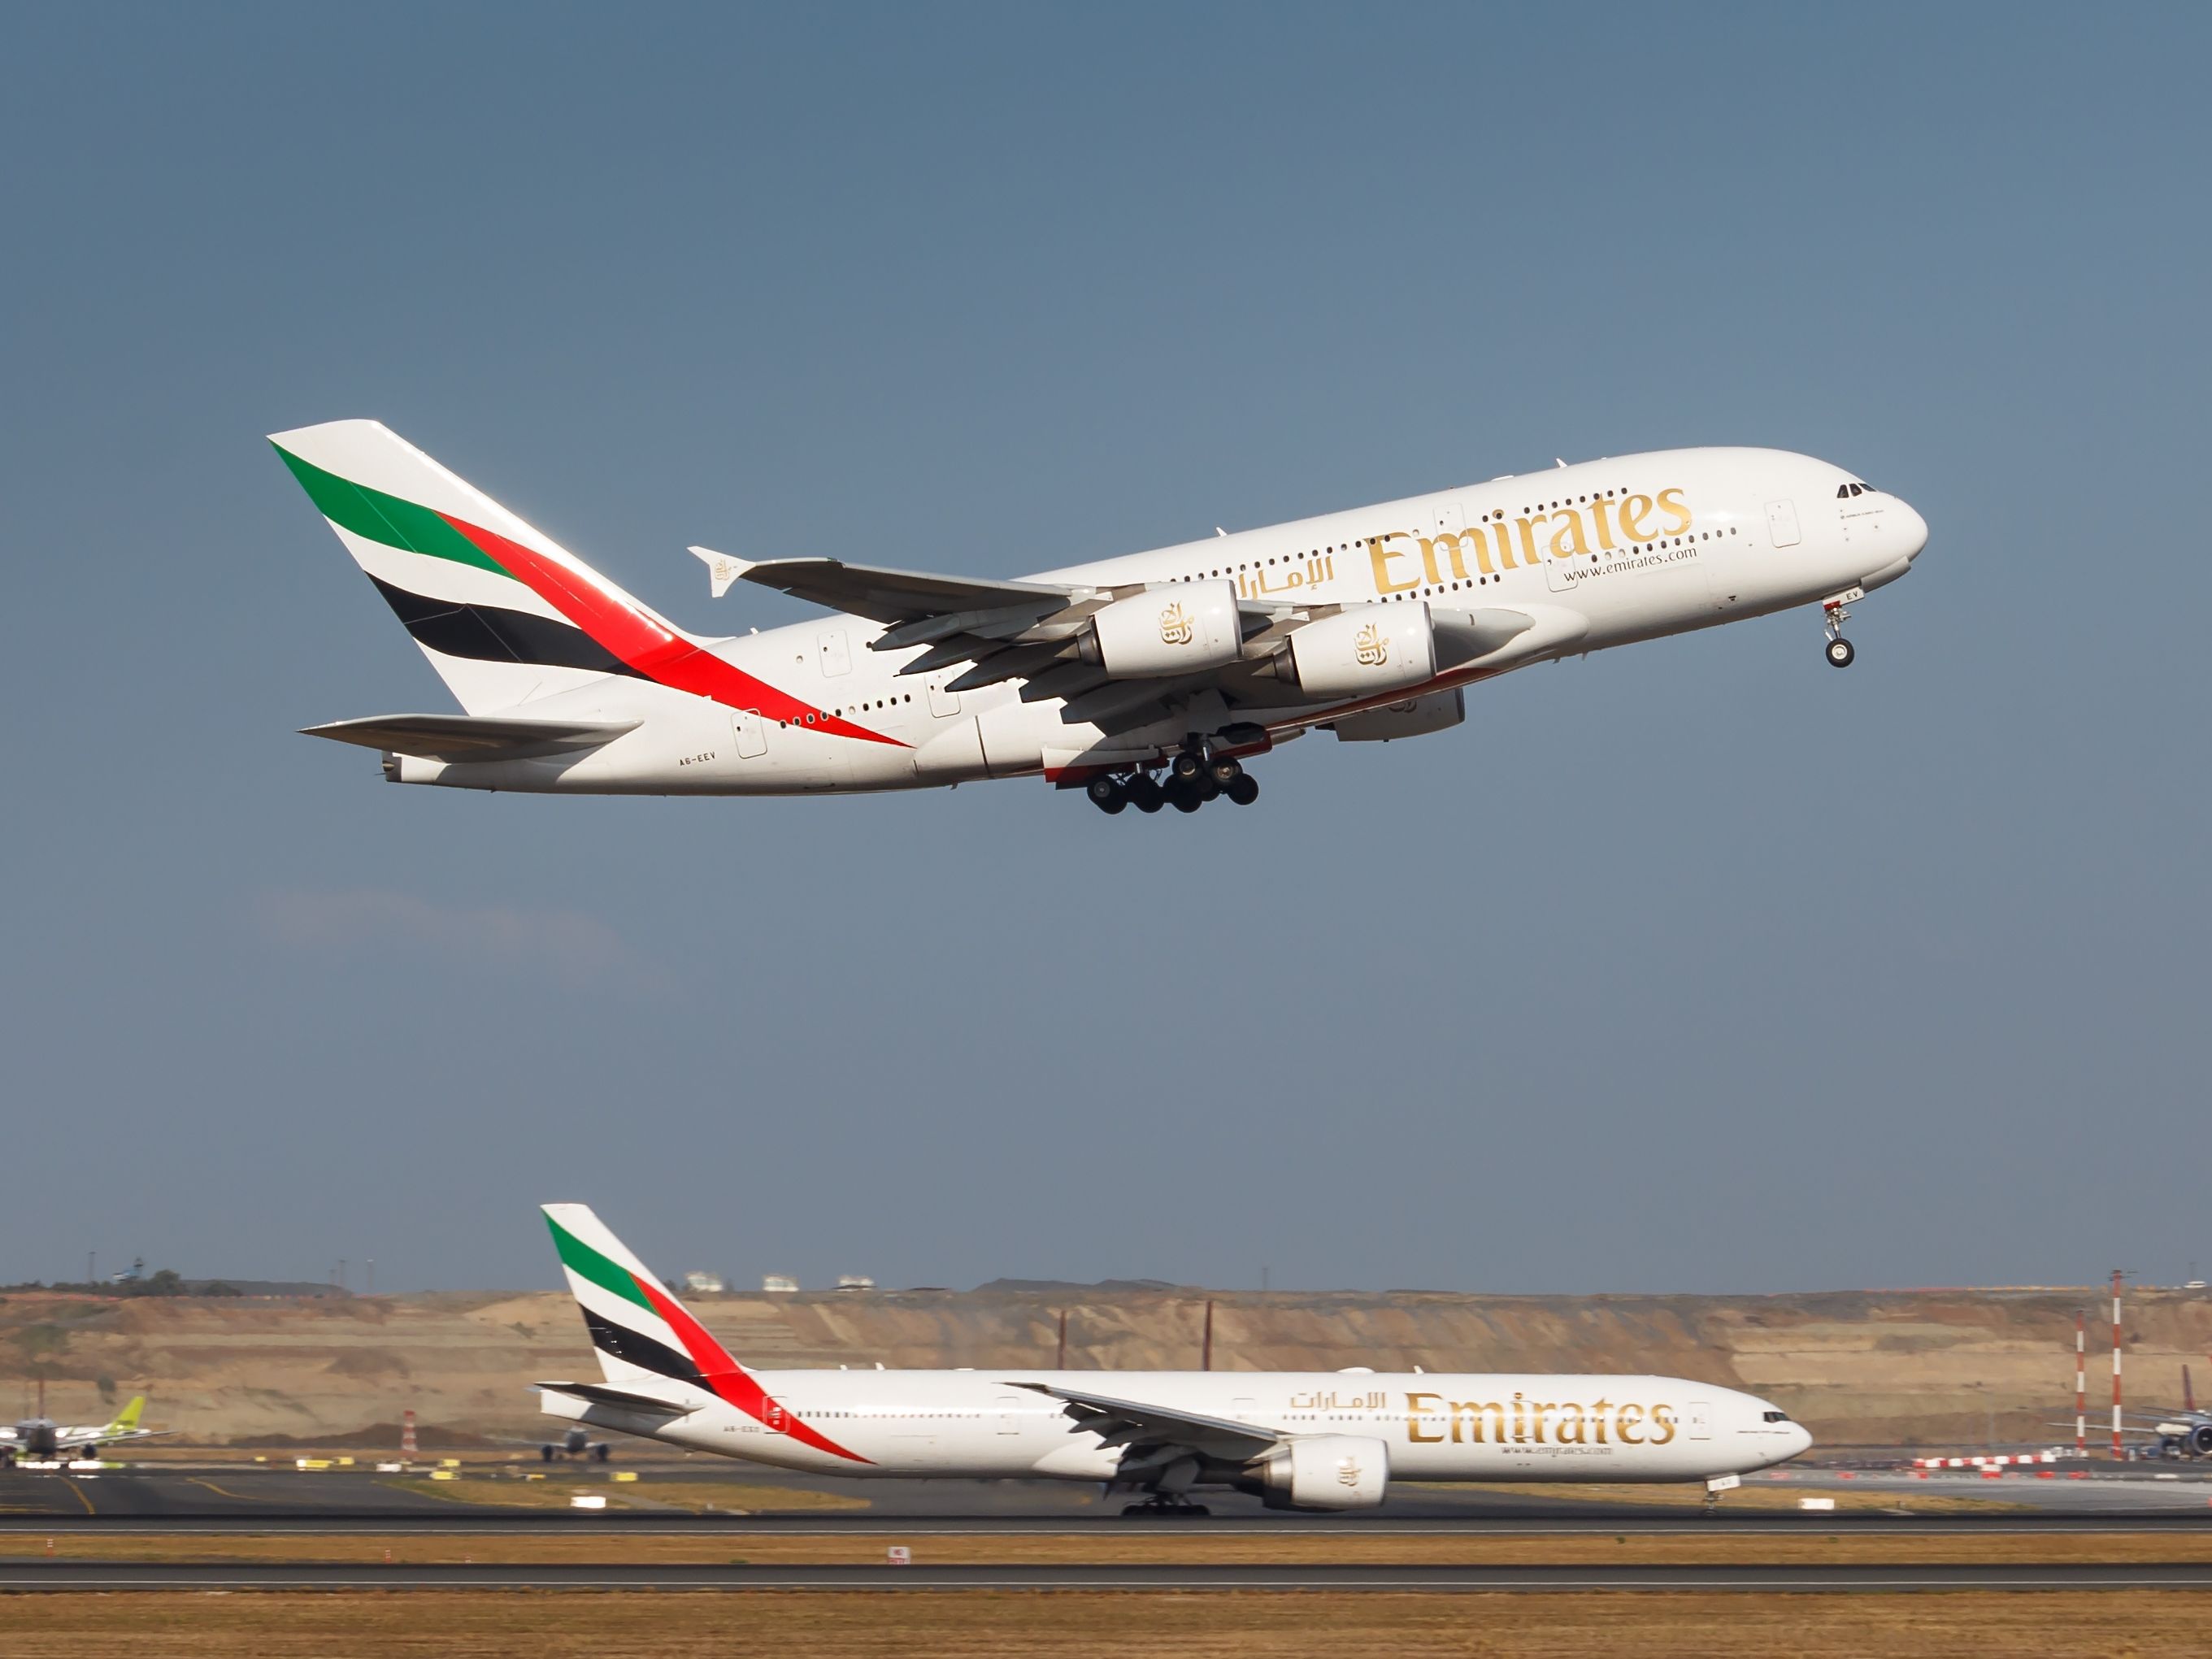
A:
[
  {"xmin": 1158, "ymin": 602, "xmax": 1195, "ymax": 646},
  {"xmin": 1354, "ymin": 622, "xmax": 1389, "ymax": 667}
]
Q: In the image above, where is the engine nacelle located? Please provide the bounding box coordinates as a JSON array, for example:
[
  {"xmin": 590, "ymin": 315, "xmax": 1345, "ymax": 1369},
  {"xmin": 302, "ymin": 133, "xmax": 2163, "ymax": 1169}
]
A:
[
  {"xmin": 1332, "ymin": 687, "xmax": 1465, "ymax": 742},
  {"xmin": 1278, "ymin": 603, "xmax": 1436, "ymax": 698},
  {"xmin": 1078, "ymin": 581, "xmax": 1241, "ymax": 677},
  {"xmin": 2185, "ymin": 1424, "xmax": 2212, "ymax": 1457},
  {"xmin": 1254, "ymin": 1434, "xmax": 1389, "ymax": 1511}
]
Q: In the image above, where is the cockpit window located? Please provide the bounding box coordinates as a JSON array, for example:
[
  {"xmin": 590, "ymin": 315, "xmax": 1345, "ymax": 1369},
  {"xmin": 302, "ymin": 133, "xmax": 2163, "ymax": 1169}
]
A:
[
  {"xmin": 1837, "ymin": 482, "xmax": 1872, "ymax": 498},
  {"xmin": 1762, "ymin": 1409, "xmax": 1792, "ymax": 1422}
]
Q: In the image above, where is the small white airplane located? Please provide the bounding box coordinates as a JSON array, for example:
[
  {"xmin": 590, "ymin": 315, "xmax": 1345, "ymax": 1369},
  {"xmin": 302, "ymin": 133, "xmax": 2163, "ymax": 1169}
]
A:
[
  {"xmin": 536, "ymin": 1205, "xmax": 1810, "ymax": 1514},
  {"xmin": 0, "ymin": 1396, "xmax": 162, "ymax": 1466},
  {"xmin": 275, "ymin": 421, "xmax": 1926, "ymax": 811}
]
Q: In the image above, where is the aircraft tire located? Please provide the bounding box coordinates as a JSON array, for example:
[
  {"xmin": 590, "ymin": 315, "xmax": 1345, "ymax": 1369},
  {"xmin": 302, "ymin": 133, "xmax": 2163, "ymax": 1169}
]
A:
[
  {"xmin": 1167, "ymin": 782, "xmax": 1203, "ymax": 814},
  {"xmin": 1128, "ymin": 775, "xmax": 1164, "ymax": 813},
  {"xmin": 1086, "ymin": 775, "xmax": 1125, "ymax": 813},
  {"xmin": 1826, "ymin": 636, "xmax": 1855, "ymax": 668},
  {"xmin": 1225, "ymin": 773, "xmax": 1259, "ymax": 806},
  {"xmin": 1207, "ymin": 756, "xmax": 1243, "ymax": 787},
  {"xmin": 1170, "ymin": 751, "xmax": 1204, "ymax": 782}
]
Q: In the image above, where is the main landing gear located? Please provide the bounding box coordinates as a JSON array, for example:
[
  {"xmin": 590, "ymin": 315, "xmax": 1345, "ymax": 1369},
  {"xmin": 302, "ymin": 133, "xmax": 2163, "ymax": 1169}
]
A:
[
  {"xmin": 1120, "ymin": 1497, "xmax": 1212, "ymax": 1518},
  {"xmin": 1087, "ymin": 749, "xmax": 1259, "ymax": 815},
  {"xmin": 1823, "ymin": 594, "xmax": 1858, "ymax": 668}
]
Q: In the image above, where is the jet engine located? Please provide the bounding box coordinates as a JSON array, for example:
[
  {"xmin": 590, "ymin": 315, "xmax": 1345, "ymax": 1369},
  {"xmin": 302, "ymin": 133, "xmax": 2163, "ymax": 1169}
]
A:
[
  {"xmin": 1076, "ymin": 581, "xmax": 1242, "ymax": 677},
  {"xmin": 1252, "ymin": 1434, "xmax": 1389, "ymax": 1510},
  {"xmin": 1273, "ymin": 603, "xmax": 1435, "ymax": 697},
  {"xmin": 2156, "ymin": 1422, "xmax": 2212, "ymax": 1456}
]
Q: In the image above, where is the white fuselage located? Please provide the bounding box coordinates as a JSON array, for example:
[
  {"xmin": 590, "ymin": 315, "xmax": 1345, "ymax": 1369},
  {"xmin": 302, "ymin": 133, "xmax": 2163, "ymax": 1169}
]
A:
[
  {"xmin": 393, "ymin": 448, "xmax": 1926, "ymax": 795},
  {"xmin": 542, "ymin": 1367, "xmax": 1810, "ymax": 1487}
]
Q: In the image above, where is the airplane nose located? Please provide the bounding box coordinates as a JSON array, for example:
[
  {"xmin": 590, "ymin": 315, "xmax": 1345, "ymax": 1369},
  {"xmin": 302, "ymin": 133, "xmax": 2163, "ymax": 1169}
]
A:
[{"xmin": 1897, "ymin": 500, "xmax": 1928, "ymax": 559}]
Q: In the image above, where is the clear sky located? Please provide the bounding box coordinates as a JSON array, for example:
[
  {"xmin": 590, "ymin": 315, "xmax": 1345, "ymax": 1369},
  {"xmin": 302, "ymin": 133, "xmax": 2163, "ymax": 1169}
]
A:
[{"xmin": 4, "ymin": 3, "xmax": 2206, "ymax": 1296}]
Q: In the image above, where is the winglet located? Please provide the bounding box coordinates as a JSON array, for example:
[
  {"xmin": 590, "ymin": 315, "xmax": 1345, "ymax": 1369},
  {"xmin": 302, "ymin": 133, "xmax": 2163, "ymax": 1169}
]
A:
[{"xmin": 689, "ymin": 545, "xmax": 751, "ymax": 599}]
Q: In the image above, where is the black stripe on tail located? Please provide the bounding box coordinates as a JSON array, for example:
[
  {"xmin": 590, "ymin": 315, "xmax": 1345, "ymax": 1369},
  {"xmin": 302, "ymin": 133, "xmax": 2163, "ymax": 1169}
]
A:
[
  {"xmin": 368, "ymin": 575, "xmax": 645, "ymax": 679},
  {"xmin": 580, "ymin": 1307, "xmax": 706, "ymax": 1387}
]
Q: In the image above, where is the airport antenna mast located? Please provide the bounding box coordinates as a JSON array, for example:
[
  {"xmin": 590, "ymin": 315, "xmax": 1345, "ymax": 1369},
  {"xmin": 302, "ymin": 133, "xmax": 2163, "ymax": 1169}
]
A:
[
  {"xmin": 2075, "ymin": 1309, "xmax": 2087, "ymax": 1459},
  {"xmin": 2111, "ymin": 1269, "xmax": 2128, "ymax": 1461}
]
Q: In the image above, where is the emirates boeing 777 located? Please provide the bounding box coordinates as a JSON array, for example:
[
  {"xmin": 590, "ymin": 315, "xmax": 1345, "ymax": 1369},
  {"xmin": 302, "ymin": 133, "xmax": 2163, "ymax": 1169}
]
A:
[
  {"xmin": 276, "ymin": 421, "xmax": 1925, "ymax": 812},
  {"xmin": 539, "ymin": 1205, "xmax": 1810, "ymax": 1514}
]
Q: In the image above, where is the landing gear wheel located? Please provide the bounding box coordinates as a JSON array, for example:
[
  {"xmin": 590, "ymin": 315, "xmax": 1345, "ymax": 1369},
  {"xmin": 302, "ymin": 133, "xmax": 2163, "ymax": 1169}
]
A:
[
  {"xmin": 1128, "ymin": 773, "xmax": 1163, "ymax": 814},
  {"xmin": 1086, "ymin": 775, "xmax": 1128, "ymax": 814},
  {"xmin": 1170, "ymin": 751, "xmax": 1205, "ymax": 784},
  {"xmin": 1196, "ymin": 775, "xmax": 1222, "ymax": 803},
  {"xmin": 1207, "ymin": 756, "xmax": 1243, "ymax": 788},
  {"xmin": 1120, "ymin": 1499, "xmax": 1212, "ymax": 1518},
  {"xmin": 1225, "ymin": 773, "xmax": 1259, "ymax": 806},
  {"xmin": 1825, "ymin": 636, "xmax": 1855, "ymax": 668},
  {"xmin": 1167, "ymin": 780, "xmax": 1203, "ymax": 814}
]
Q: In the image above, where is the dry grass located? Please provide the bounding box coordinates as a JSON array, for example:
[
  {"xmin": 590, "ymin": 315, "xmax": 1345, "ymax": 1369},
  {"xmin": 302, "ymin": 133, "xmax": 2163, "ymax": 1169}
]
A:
[
  {"xmin": 4, "ymin": 1531, "xmax": 2212, "ymax": 1567},
  {"xmin": 0, "ymin": 1591, "xmax": 2207, "ymax": 1657}
]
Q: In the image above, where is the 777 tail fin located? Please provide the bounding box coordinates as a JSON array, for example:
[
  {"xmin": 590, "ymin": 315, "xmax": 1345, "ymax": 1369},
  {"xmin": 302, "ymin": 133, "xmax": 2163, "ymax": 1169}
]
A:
[{"xmin": 540, "ymin": 1205, "xmax": 868, "ymax": 1463}]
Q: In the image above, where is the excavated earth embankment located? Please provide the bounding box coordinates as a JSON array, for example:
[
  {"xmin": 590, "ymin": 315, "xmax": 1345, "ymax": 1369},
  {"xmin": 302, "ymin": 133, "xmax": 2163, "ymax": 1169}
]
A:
[{"xmin": 3, "ymin": 1283, "xmax": 2197, "ymax": 1448}]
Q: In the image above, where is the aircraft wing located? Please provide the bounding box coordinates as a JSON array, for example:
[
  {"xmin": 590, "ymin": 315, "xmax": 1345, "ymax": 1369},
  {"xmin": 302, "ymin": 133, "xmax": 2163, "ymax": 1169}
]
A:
[
  {"xmin": 302, "ymin": 714, "xmax": 642, "ymax": 762},
  {"xmin": 714, "ymin": 554, "xmax": 1083, "ymax": 630},
  {"xmin": 706, "ymin": 549, "xmax": 1563, "ymax": 739},
  {"xmin": 1007, "ymin": 1382, "xmax": 1278, "ymax": 1461}
]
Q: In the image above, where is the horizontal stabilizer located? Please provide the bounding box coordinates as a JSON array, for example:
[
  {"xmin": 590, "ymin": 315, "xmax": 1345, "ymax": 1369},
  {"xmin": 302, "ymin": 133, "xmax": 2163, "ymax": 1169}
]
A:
[
  {"xmin": 302, "ymin": 713, "xmax": 641, "ymax": 762},
  {"xmin": 532, "ymin": 1381, "xmax": 696, "ymax": 1415}
]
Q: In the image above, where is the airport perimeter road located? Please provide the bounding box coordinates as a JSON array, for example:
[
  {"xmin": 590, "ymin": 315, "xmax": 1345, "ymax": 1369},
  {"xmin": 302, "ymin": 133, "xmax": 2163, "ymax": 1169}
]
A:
[{"xmin": 7, "ymin": 1561, "xmax": 2212, "ymax": 1592}]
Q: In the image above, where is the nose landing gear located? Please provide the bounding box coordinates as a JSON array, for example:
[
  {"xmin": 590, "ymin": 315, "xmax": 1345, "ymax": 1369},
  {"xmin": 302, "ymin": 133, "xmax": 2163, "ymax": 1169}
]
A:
[{"xmin": 1822, "ymin": 588, "xmax": 1862, "ymax": 668}]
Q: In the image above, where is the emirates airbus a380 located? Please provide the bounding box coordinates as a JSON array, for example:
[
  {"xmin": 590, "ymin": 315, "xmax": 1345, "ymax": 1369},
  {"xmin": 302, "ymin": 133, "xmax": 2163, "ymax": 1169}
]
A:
[
  {"xmin": 276, "ymin": 421, "xmax": 1926, "ymax": 813},
  {"xmin": 540, "ymin": 1205, "xmax": 1810, "ymax": 1514}
]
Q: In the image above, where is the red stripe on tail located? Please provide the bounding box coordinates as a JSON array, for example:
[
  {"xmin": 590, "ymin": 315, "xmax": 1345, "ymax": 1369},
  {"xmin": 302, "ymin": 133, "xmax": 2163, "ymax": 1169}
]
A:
[
  {"xmin": 437, "ymin": 515, "xmax": 906, "ymax": 747},
  {"xmin": 634, "ymin": 1279, "xmax": 870, "ymax": 1464}
]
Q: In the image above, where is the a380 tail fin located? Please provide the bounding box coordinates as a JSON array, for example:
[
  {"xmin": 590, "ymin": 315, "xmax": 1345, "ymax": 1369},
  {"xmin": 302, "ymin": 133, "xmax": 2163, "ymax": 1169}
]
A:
[{"xmin": 270, "ymin": 421, "xmax": 689, "ymax": 715}]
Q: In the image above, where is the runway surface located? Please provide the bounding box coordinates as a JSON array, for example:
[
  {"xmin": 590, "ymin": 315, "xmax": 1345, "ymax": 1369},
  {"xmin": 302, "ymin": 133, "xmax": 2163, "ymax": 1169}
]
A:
[
  {"xmin": 10, "ymin": 1464, "xmax": 2212, "ymax": 1523},
  {"xmin": 7, "ymin": 1559, "xmax": 2212, "ymax": 1592}
]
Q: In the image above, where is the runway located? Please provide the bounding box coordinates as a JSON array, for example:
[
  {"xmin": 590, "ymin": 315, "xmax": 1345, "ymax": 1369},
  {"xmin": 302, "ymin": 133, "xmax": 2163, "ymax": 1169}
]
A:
[
  {"xmin": 7, "ymin": 1559, "xmax": 2212, "ymax": 1592},
  {"xmin": 9, "ymin": 1513, "xmax": 2212, "ymax": 1536},
  {"xmin": 11, "ymin": 1464, "xmax": 2212, "ymax": 1524}
]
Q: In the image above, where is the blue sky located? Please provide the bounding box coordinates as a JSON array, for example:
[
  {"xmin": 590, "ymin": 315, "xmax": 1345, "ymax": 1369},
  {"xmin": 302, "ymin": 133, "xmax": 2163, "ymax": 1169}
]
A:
[{"xmin": 3, "ymin": 3, "xmax": 2207, "ymax": 1294}]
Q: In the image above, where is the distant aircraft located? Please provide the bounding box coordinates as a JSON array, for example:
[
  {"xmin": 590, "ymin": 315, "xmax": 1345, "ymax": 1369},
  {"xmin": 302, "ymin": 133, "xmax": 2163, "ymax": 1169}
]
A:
[
  {"xmin": 0, "ymin": 1396, "xmax": 163, "ymax": 1466},
  {"xmin": 2123, "ymin": 1366, "xmax": 2212, "ymax": 1459},
  {"xmin": 273, "ymin": 421, "xmax": 1926, "ymax": 813},
  {"xmin": 532, "ymin": 1205, "xmax": 1808, "ymax": 1514},
  {"xmin": 536, "ymin": 1425, "xmax": 612, "ymax": 1463}
]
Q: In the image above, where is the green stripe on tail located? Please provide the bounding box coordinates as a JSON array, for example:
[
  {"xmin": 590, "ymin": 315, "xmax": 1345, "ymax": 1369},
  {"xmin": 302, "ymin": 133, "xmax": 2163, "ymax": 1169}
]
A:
[
  {"xmin": 272, "ymin": 444, "xmax": 508, "ymax": 575},
  {"xmin": 544, "ymin": 1212, "xmax": 656, "ymax": 1314}
]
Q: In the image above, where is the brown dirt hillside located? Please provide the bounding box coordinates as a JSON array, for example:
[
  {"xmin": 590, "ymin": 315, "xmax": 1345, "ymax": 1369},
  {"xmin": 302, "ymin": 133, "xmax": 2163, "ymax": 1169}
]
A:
[{"xmin": 2, "ymin": 1283, "xmax": 2199, "ymax": 1448}]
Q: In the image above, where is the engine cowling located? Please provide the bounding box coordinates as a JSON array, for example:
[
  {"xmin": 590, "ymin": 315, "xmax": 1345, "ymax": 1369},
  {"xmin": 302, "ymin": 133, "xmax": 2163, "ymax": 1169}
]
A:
[
  {"xmin": 2187, "ymin": 1424, "xmax": 2212, "ymax": 1457},
  {"xmin": 1254, "ymin": 1434, "xmax": 1389, "ymax": 1511},
  {"xmin": 1078, "ymin": 581, "xmax": 1241, "ymax": 677},
  {"xmin": 1277, "ymin": 603, "xmax": 1435, "ymax": 698}
]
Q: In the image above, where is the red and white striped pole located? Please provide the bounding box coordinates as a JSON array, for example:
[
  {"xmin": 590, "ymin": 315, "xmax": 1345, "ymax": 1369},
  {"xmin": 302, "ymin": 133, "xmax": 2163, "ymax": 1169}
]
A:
[
  {"xmin": 2075, "ymin": 1310, "xmax": 2087, "ymax": 1459},
  {"xmin": 401, "ymin": 1408, "xmax": 417, "ymax": 1461},
  {"xmin": 2111, "ymin": 1270, "xmax": 2125, "ymax": 1461}
]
